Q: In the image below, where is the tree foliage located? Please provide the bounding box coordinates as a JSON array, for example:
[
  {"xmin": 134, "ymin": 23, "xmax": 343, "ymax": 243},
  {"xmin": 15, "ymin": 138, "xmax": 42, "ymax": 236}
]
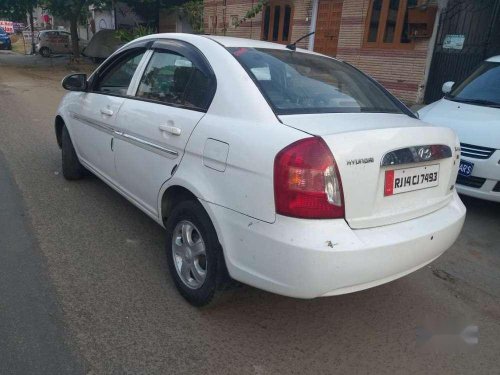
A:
[
  {"xmin": 0, "ymin": 0, "xmax": 38, "ymax": 22},
  {"xmin": 235, "ymin": 0, "xmax": 268, "ymax": 28},
  {"xmin": 175, "ymin": 0, "xmax": 203, "ymax": 34},
  {"xmin": 118, "ymin": 0, "xmax": 160, "ymax": 27},
  {"xmin": 115, "ymin": 24, "xmax": 155, "ymax": 42}
]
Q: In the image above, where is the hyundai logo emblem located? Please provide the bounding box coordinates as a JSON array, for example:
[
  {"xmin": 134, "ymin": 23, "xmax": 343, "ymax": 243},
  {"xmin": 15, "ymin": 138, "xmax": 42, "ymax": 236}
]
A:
[{"xmin": 418, "ymin": 147, "xmax": 432, "ymax": 160}]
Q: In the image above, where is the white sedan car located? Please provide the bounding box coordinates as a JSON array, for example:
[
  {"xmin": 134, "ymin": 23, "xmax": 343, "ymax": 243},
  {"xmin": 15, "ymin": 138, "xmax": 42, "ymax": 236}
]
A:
[
  {"xmin": 55, "ymin": 34, "xmax": 465, "ymax": 306},
  {"xmin": 419, "ymin": 56, "xmax": 500, "ymax": 202}
]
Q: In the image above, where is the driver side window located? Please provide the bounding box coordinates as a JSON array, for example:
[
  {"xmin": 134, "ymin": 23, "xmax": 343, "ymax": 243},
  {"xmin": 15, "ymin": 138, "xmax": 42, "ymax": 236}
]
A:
[{"xmin": 94, "ymin": 50, "xmax": 146, "ymax": 96}]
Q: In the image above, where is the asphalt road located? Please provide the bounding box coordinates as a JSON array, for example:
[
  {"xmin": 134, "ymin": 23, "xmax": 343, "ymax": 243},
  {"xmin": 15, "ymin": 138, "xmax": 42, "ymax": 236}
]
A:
[{"xmin": 1, "ymin": 52, "xmax": 500, "ymax": 374}]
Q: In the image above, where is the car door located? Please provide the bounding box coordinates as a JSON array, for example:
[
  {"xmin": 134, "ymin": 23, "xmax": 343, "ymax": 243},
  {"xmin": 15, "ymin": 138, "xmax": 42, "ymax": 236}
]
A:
[
  {"xmin": 43, "ymin": 31, "xmax": 57, "ymax": 52},
  {"xmin": 60, "ymin": 32, "xmax": 71, "ymax": 54},
  {"xmin": 51, "ymin": 31, "xmax": 66, "ymax": 54},
  {"xmin": 68, "ymin": 48, "xmax": 147, "ymax": 184},
  {"xmin": 114, "ymin": 40, "xmax": 216, "ymax": 216}
]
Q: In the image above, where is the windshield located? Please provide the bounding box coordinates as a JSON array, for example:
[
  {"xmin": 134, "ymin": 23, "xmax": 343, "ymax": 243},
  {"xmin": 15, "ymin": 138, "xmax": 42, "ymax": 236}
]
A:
[
  {"xmin": 447, "ymin": 61, "xmax": 500, "ymax": 107},
  {"xmin": 229, "ymin": 47, "xmax": 404, "ymax": 115}
]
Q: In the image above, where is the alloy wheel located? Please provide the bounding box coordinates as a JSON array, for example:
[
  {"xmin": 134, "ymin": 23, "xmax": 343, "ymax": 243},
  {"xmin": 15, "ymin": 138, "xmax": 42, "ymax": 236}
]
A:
[{"xmin": 172, "ymin": 220, "xmax": 207, "ymax": 289}]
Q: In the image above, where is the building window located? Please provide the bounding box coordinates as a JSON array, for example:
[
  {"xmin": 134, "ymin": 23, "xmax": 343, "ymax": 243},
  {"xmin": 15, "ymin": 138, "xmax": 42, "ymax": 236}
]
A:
[
  {"xmin": 364, "ymin": 0, "xmax": 418, "ymax": 48},
  {"xmin": 209, "ymin": 15, "xmax": 217, "ymax": 34},
  {"xmin": 230, "ymin": 15, "xmax": 239, "ymax": 28},
  {"xmin": 261, "ymin": 1, "xmax": 294, "ymax": 43}
]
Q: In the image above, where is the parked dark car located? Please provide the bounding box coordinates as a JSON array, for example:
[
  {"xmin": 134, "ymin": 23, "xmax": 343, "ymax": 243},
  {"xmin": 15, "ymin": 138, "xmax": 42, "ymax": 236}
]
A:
[{"xmin": 0, "ymin": 27, "xmax": 12, "ymax": 50}]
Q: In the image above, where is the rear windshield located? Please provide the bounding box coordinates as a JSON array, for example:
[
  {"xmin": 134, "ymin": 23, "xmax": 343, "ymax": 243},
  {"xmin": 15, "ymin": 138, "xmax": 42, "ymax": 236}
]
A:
[
  {"xmin": 229, "ymin": 47, "xmax": 404, "ymax": 116},
  {"xmin": 447, "ymin": 61, "xmax": 500, "ymax": 107}
]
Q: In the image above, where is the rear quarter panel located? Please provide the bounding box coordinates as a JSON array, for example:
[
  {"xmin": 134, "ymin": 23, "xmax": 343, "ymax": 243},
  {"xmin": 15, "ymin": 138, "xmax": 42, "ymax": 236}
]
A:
[{"xmin": 170, "ymin": 114, "xmax": 303, "ymax": 223}]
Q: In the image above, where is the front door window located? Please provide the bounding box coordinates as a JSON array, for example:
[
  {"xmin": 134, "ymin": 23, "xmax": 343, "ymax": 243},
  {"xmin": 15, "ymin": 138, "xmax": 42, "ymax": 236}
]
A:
[{"xmin": 94, "ymin": 50, "xmax": 146, "ymax": 96}]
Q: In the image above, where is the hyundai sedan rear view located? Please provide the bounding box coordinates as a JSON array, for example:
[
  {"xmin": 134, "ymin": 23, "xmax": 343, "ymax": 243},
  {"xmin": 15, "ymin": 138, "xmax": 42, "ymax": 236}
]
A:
[{"xmin": 55, "ymin": 34, "xmax": 466, "ymax": 306}]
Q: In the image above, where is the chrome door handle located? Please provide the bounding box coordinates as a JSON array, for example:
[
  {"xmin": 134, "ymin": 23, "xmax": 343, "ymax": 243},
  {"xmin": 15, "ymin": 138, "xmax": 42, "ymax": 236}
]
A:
[
  {"xmin": 159, "ymin": 124, "xmax": 181, "ymax": 136},
  {"xmin": 100, "ymin": 108, "xmax": 114, "ymax": 116}
]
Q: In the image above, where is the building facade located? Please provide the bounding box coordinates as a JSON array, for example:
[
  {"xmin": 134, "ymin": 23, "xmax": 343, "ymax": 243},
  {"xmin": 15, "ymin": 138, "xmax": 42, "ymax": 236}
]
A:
[{"xmin": 204, "ymin": 0, "xmax": 444, "ymax": 104}]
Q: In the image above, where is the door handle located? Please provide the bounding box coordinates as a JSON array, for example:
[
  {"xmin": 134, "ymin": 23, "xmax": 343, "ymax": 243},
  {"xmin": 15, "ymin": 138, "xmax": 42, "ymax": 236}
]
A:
[
  {"xmin": 100, "ymin": 108, "xmax": 114, "ymax": 116},
  {"xmin": 159, "ymin": 124, "xmax": 181, "ymax": 136}
]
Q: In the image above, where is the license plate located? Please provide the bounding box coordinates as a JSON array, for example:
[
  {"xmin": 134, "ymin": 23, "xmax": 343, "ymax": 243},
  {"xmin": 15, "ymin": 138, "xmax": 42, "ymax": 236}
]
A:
[
  {"xmin": 458, "ymin": 159, "xmax": 474, "ymax": 177},
  {"xmin": 384, "ymin": 164, "xmax": 440, "ymax": 196}
]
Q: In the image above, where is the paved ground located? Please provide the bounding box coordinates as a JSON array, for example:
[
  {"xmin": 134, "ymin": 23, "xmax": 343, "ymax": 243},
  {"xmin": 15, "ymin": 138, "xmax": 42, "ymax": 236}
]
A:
[
  {"xmin": 0, "ymin": 51, "xmax": 499, "ymax": 374},
  {"xmin": 0, "ymin": 151, "xmax": 84, "ymax": 374}
]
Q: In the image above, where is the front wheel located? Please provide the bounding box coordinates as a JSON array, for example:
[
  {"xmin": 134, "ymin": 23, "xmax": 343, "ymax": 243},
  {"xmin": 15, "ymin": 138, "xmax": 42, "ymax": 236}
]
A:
[
  {"xmin": 39, "ymin": 47, "xmax": 51, "ymax": 57},
  {"xmin": 165, "ymin": 200, "xmax": 228, "ymax": 306},
  {"xmin": 61, "ymin": 125, "xmax": 85, "ymax": 180}
]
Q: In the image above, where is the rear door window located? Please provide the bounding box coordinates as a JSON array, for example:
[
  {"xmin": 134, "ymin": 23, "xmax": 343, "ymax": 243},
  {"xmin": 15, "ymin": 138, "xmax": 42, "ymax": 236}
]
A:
[{"xmin": 136, "ymin": 49, "xmax": 215, "ymax": 111}]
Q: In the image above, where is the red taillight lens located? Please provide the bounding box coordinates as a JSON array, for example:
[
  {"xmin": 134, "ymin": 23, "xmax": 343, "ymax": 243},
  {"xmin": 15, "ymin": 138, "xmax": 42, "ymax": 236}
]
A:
[{"xmin": 274, "ymin": 137, "xmax": 344, "ymax": 219}]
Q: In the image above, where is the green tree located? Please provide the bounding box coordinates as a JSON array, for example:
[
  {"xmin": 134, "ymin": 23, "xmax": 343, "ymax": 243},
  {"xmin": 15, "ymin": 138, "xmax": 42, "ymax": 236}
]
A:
[
  {"xmin": 0, "ymin": 0, "xmax": 39, "ymax": 53},
  {"xmin": 119, "ymin": 0, "xmax": 160, "ymax": 29},
  {"xmin": 174, "ymin": 0, "xmax": 203, "ymax": 34},
  {"xmin": 118, "ymin": 0, "xmax": 200, "ymax": 33}
]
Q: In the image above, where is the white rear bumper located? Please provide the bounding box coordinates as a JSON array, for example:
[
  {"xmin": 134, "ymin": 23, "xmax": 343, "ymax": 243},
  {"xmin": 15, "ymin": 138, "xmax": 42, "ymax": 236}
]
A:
[{"xmin": 204, "ymin": 192, "xmax": 466, "ymax": 299}]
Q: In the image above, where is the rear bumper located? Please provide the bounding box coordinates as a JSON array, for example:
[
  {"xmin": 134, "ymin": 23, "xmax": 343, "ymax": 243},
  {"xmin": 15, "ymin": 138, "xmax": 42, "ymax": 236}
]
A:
[{"xmin": 205, "ymin": 192, "xmax": 466, "ymax": 299}]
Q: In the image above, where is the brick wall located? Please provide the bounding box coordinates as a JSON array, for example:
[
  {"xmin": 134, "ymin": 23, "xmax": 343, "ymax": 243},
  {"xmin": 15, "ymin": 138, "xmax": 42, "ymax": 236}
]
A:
[
  {"xmin": 203, "ymin": 0, "xmax": 438, "ymax": 104},
  {"xmin": 203, "ymin": 0, "xmax": 313, "ymax": 49},
  {"xmin": 336, "ymin": 0, "xmax": 436, "ymax": 105}
]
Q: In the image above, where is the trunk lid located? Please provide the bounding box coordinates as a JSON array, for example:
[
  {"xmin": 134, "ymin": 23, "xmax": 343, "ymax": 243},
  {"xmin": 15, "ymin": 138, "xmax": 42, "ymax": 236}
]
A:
[{"xmin": 279, "ymin": 113, "xmax": 460, "ymax": 229}]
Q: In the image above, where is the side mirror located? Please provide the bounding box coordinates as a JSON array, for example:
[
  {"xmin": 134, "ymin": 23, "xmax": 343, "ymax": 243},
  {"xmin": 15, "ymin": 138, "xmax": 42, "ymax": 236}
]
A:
[
  {"xmin": 62, "ymin": 73, "xmax": 87, "ymax": 91},
  {"xmin": 442, "ymin": 81, "xmax": 455, "ymax": 94}
]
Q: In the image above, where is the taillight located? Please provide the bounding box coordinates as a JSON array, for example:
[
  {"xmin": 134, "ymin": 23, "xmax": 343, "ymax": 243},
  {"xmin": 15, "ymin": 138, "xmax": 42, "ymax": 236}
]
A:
[{"xmin": 274, "ymin": 137, "xmax": 344, "ymax": 219}]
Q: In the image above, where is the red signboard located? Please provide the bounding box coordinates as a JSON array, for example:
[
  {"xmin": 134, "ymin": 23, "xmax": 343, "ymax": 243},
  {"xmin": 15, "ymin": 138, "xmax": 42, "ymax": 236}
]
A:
[{"xmin": 0, "ymin": 20, "xmax": 14, "ymax": 33}]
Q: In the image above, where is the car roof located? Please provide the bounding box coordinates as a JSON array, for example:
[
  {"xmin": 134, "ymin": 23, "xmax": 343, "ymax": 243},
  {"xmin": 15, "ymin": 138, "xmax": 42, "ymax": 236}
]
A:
[
  {"xmin": 137, "ymin": 33, "xmax": 308, "ymax": 51},
  {"xmin": 40, "ymin": 30, "xmax": 68, "ymax": 33},
  {"xmin": 486, "ymin": 55, "xmax": 500, "ymax": 63},
  {"xmin": 203, "ymin": 35, "xmax": 290, "ymax": 49}
]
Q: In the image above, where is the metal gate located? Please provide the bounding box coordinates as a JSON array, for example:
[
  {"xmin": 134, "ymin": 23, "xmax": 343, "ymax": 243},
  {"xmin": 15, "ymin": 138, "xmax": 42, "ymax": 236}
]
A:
[{"xmin": 424, "ymin": 0, "xmax": 500, "ymax": 103}]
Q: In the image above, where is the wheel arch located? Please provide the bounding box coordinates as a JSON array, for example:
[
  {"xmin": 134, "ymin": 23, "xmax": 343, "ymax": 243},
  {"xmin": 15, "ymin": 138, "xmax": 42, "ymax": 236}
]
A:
[
  {"xmin": 159, "ymin": 182, "xmax": 233, "ymax": 282},
  {"xmin": 160, "ymin": 185, "xmax": 199, "ymax": 226}
]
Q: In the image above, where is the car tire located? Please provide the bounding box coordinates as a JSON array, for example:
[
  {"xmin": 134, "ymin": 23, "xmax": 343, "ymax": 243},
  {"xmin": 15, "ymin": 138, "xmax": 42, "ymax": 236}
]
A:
[
  {"xmin": 165, "ymin": 200, "xmax": 229, "ymax": 306},
  {"xmin": 61, "ymin": 125, "xmax": 85, "ymax": 180},
  {"xmin": 40, "ymin": 47, "xmax": 51, "ymax": 57}
]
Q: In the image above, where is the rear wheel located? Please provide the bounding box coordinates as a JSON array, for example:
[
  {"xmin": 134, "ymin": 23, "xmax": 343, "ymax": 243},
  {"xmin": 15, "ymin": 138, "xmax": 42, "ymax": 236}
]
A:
[
  {"xmin": 39, "ymin": 47, "xmax": 51, "ymax": 57},
  {"xmin": 61, "ymin": 126, "xmax": 85, "ymax": 180},
  {"xmin": 165, "ymin": 200, "xmax": 228, "ymax": 306}
]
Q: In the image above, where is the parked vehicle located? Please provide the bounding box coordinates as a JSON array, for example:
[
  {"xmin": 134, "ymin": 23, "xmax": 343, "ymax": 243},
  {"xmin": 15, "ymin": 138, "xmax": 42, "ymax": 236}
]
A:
[
  {"xmin": 0, "ymin": 27, "xmax": 12, "ymax": 50},
  {"xmin": 55, "ymin": 34, "xmax": 466, "ymax": 306},
  {"xmin": 419, "ymin": 56, "xmax": 500, "ymax": 203},
  {"xmin": 36, "ymin": 30, "xmax": 86, "ymax": 57},
  {"xmin": 82, "ymin": 29, "xmax": 123, "ymax": 62}
]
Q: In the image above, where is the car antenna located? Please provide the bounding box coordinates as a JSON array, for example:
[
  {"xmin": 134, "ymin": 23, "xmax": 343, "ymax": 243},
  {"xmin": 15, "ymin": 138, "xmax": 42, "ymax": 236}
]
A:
[{"xmin": 286, "ymin": 31, "xmax": 315, "ymax": 51}]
